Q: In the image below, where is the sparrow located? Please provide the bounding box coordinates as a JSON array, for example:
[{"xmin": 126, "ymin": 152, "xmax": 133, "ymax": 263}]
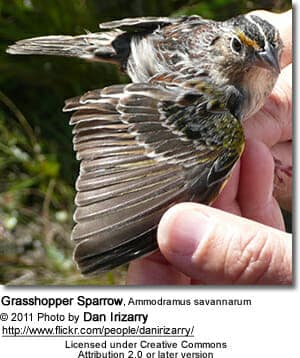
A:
[{"xmin": 7, "ymin": 13, "xmax": 282, "ymax": 275}]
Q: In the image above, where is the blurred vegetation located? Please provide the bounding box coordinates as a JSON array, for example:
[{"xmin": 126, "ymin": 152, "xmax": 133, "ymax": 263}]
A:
[{"xmin": 0, "ymin": 0, "xmax": 291, "ymax": 285}]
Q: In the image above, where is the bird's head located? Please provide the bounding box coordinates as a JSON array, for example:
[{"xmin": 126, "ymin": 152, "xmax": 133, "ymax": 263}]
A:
[
  {"xmin": 203, "ymin": 14, "xmax": 282, "ymax": 119},
  {"xmin": 209, "ymin": 14, "xmax": 282, "ymax": 77}
]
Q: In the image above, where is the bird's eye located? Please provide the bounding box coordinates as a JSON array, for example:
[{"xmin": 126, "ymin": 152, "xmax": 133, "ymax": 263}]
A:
[{"xmin": 231, "ymin": 37, "xmax": 242, "ymax": 54}]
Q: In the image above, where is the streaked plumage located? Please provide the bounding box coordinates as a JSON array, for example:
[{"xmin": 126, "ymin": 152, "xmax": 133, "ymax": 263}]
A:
[{"xmin": 7, "ymin": 14, "xmax": 282, "ymax": 275}]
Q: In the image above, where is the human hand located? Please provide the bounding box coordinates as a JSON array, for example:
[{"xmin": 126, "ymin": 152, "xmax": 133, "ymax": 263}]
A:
[
  {"xmin": 126, "ymin": 10, "xmax": 292, "ymax": 285},
  {"xmin": 245, "ymin": 9, "xmax": 292, "ymax": 212}
]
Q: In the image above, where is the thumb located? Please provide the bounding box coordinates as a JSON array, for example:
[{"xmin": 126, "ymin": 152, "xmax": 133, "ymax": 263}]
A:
[{"xmin": 157, "ymin": 203, "xmax": 292, "ymax": 284}]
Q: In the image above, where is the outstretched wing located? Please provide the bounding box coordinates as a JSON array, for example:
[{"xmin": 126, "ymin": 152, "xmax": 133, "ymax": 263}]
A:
[
  {"xmin": 64, "ymin": 82, "xmax": 244, "ymax": 275},
  {"xmin": 7, "ymin": 15, "xmax": 213, "ymax": 84}
]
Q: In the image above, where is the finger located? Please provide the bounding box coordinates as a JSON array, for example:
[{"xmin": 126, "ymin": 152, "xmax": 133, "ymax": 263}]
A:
[
  {"xmin": 238, "ymin": 138, "xmax": 285, "ymax": 230},
  {"xmin": 250, "ymin": 10, "xmax": 292, "ymax": 68},
  {"xmin": 126, "ymin": 252, "xmax": 191, "ymax": 285},
  {"xmin": 271, "ymin": 141, "xmax": 292, "ymax": 211},
  {"xmin": 211, "ymin": 161, "xmax": 241, "ymax": 215},
  {"xmin": 157, "ymin": 203, "xmax": 292, "ymax": 284},
  {"xmin": 244, "ymin": 64, "xmax": 292, "ymax": 146},
  {"xmin": 271, "ymin": 140, "xmax": 292, "ymax": 169}
]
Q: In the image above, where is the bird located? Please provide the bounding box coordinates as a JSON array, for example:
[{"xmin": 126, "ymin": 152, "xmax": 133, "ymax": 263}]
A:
[{"xmin": 7, "ymin": 13, "xmax": 282, "ymax": 275}]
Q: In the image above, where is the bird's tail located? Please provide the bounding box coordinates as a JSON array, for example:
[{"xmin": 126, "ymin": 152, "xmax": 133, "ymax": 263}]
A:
[{"xmin": 6, "ymin": 30, "xmax": 130, "ymax": 66}]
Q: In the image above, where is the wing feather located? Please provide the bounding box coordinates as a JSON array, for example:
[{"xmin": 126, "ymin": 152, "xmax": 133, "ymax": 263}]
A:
[
  {"xmin": 76, "ymin": 162, "xmax": 176, "ymax": 190},
  {"xmin": 99, "ymin": 17, "xmax": 178, "ymax": 31},
  {"xmin": 65, "ymin": 82, "xmax": 244, "ymax": 274}
]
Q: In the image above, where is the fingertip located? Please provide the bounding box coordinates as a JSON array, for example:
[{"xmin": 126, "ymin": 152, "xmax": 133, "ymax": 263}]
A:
[{"xmin": 158, "ymin": 203, "xmax": 210, "ymax": 257}]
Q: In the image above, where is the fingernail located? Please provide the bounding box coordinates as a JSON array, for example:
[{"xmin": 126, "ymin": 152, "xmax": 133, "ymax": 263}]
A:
[{"xmin": 158, "ymin": 207, "xmax": 210, "ymax": 255}]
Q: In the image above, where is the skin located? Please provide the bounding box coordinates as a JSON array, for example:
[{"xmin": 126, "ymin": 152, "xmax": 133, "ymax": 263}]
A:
[{"xmin": 126, "ymin": 10, "xmax": 292, "ymax": 285}]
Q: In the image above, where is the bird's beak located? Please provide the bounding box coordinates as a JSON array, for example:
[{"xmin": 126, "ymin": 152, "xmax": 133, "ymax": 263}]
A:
[{"xmin": 255, "ymin": 43, "xmax": 281, "ymax": 74}]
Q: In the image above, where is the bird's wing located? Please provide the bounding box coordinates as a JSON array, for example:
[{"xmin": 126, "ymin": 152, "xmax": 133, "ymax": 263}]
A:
[
  {"xmin": 6, "ymin": 16, "xmax": 184, "ymax": 70},
  {"xmin": 64, "ymin": 82, "xmax": 244, "ymax": 275},
  {"xmin": 7, "ymin": 15, "xmax": 209, "ymax": 82}
]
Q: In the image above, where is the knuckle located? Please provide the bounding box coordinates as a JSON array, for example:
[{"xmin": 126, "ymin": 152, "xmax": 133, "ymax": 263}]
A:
[
  {"xmin": 268, "ymin": 77, "xmax": 292, "ymax": 128},
  {"xmin": 192, "ymin": 224, "xmax": 271, "ymax": 284},
  {"xmin": 275, "ymin": 83, "xmax": 292, "ymax": 120},
  {"xmin": 225, "ymin": 229, "xmax": 273, "ymax": 284}
]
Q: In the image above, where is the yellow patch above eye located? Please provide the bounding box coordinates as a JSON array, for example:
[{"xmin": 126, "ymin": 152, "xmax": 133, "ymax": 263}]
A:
[{"xmin": 236, "ymin": 30, "xmax": 261, "ymax": 50}]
